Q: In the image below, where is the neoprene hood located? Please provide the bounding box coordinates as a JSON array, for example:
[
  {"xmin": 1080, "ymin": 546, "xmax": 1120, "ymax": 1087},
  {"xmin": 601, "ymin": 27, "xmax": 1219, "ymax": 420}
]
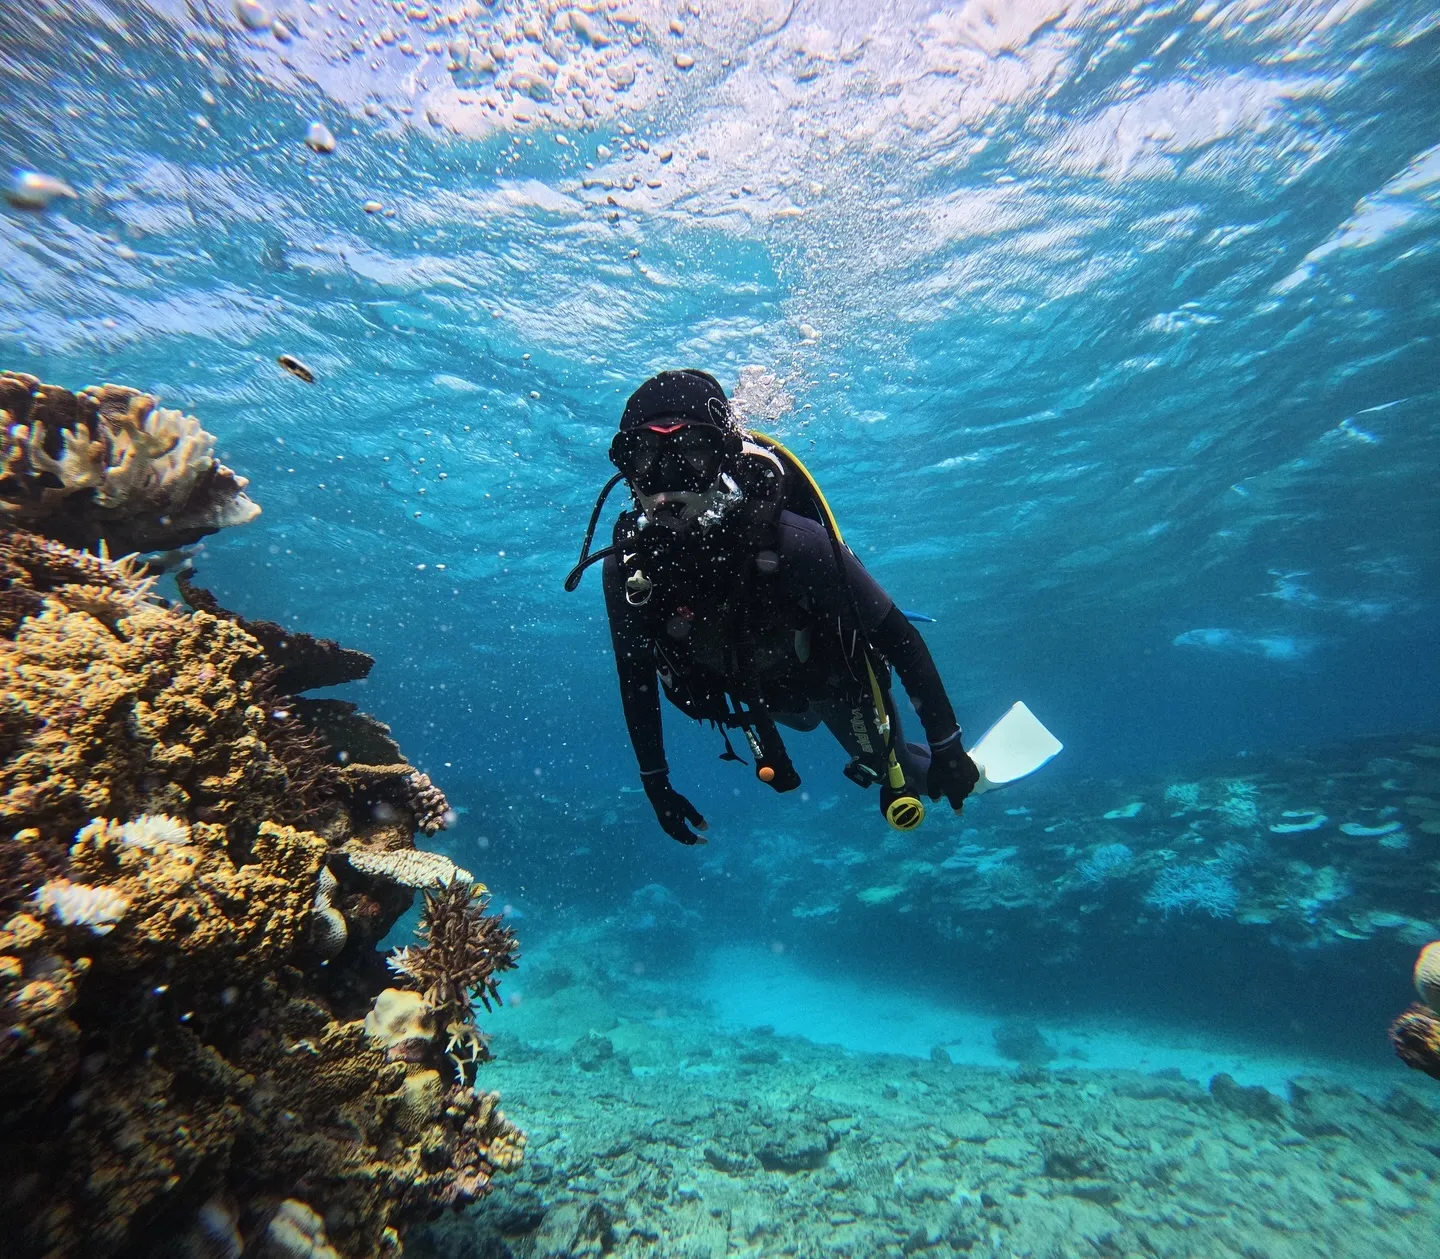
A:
[{"xmin": 619, "ymin": 370, "xmax": 736, "ymax": 433}]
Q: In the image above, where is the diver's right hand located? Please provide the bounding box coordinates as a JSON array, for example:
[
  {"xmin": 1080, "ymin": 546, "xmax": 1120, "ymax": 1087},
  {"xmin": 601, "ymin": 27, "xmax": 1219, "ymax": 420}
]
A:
[{"xmin": 641, "ymin": 773, "xmax": 709, "ymax": 845}]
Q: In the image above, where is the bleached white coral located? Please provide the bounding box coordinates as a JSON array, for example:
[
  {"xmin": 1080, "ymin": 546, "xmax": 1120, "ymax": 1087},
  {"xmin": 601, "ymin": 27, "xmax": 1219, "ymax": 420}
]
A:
[
  {"xmin": 33, "ymin": 878, "xmax": 129, "ymax": 935},
  {"xmin": 1163, "ymin": 781, "xmax": 1202, "ymax": 812},
  {"xmin": 76, "ymin": 814, "xmax": 192, "ymax": 851},
  {"xmin": 345, "ymin": 847, "xmax": 473, "ymax": 890},
  {"xmin": 265, "ymin": 1199, "xmax": 341, "ymax": 1259},
  {"xmin": 386, "ymin": 945, "xmax": 420, "ymax": 977},
  {"xmin": 1216, "ymin": 780, "xmax": 1261, "ymax": 828},
  {"xmin": 121, "ymin": 814, "xmax": 192, "ymax": 849}
]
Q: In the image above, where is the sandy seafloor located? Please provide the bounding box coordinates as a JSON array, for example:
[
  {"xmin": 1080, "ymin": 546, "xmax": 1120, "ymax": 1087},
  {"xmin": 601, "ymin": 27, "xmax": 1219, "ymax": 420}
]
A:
[{"xmin": 410, "ymin": 932, "xmax": 1440, "ymax": 1259}]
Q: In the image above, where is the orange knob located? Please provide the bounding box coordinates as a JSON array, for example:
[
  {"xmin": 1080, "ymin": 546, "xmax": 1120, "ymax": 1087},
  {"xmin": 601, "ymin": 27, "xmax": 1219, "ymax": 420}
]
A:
[{"xmin": 758, "ymin": 765, "xmax": 776, "ymax": 783}]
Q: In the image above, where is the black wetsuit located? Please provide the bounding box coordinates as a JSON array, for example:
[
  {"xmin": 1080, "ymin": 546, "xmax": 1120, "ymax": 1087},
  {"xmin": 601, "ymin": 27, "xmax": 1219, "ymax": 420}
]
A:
[{"xmin": 602, "ymin": 508, "xmax": 959, "ymax": 787}]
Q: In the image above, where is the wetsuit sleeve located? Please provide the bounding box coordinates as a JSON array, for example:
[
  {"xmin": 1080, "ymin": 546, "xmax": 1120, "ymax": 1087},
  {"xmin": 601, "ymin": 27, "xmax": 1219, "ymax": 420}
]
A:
[
  {"xmin": 601, "ymin": 552, "xmax": 667, "ymax": 775},
  {"xmin": 778, "ymin": 513, "xmax": 892, "ymax": 631},
  {"xmin": 870, "ymin": 604, "xmax": 961, "ymax": 746},
  {"xmin": 778, "ymin": 512, "xmax": 960, "ymax": 742},
  {"xmin": 839, "ymin": 547, "xmax": 894, "ymax": 631}
]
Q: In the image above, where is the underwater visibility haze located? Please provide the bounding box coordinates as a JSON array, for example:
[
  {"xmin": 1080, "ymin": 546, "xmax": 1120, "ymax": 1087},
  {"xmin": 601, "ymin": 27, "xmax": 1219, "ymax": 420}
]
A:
[{"xmin": 2, "ymin": 0, "xmax": 1440, "ymax": 1256}]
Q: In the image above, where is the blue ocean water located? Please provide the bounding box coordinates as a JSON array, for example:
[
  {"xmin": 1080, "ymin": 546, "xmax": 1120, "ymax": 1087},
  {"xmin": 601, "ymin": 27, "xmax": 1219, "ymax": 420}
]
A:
[{"xmin": 4, "ymin": 1, "xmax": 1440, "ymax": 1253}]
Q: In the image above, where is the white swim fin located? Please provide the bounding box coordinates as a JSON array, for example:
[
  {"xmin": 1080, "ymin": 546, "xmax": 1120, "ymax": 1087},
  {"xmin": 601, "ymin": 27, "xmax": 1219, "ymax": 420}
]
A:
[{"xmin": 967, "ymin": 702, "xmax": 1063, "ymax": 794}]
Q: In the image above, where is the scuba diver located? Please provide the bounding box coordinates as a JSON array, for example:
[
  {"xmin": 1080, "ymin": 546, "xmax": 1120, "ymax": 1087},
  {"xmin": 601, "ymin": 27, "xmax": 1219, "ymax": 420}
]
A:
[{"xmin": 565, "ymin": 369, "xmax": 979, "ymax": 845}]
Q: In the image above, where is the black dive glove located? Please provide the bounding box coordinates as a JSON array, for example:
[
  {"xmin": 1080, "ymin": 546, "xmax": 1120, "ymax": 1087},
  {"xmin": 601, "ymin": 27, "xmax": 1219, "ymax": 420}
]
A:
[
  {"xmin": 926, "ymin": 731, "xmax": 980, "ymax": 812},
  {"xmin": 641, "ymin": 772, "xmax": 708, "ymax": 845}
]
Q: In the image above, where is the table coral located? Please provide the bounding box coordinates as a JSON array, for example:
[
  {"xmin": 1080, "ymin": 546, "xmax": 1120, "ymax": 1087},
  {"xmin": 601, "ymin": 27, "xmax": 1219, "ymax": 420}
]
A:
[
  {"xmin": 0, "ymin": 414, "xmax": 522, "ymax": 1256},
  {"xmin": 0, "ymin": 373, "xmax": 260, "ymax": 554},
  {"xmin": 347, "ymin": 846, "xmax": 472, "ymax": 890},
  {"xmin": 177, "ymin": 571, "xmax": 374, "ymax": 693}
]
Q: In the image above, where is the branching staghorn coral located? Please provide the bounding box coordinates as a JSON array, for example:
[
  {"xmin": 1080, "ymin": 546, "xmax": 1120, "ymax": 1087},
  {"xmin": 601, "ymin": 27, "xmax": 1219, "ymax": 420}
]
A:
[
  {"xmin": 388, "ymin": 878, "xmax": 519, "ymax": 1082},
  {"xmin": 0, "ymin": 373, "xmax": 260, "ymax": 553},
  {"xmin": 340, "ymin": 762, "xmax": 456, "ymax": 840}
]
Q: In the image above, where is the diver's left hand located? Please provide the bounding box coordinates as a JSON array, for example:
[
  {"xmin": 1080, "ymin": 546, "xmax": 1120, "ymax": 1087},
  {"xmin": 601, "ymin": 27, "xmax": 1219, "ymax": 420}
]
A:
[{"xmin": 927, "ymin": 733, "xmax": 979, "ymax": 812}]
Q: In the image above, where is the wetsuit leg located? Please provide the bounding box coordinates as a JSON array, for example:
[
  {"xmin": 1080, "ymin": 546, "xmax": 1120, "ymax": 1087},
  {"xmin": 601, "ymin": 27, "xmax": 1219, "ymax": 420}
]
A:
[
  {"xmin": 812, "ymin": 686, "xmax": 930, "ymax": 790},
  {"xmin": 773, "ymin": 710, "xmax": 822, "ymax": 732}
]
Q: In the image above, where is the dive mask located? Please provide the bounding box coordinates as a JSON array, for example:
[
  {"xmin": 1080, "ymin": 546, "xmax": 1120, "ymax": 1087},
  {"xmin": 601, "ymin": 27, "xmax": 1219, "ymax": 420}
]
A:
[{"xmin": 609, "ymin": 420, "xmax": 736, "ymax": 495}]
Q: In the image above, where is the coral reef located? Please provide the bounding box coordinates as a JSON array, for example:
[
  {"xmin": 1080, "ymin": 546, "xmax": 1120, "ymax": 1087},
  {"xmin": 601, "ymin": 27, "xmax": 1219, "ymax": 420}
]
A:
[
  {"xmin": 0, "ymin": 373, "xmax": 260, "ymax": 553},
  {"xmin": 1144, "ymin": 863, "xmax": 1239, "ymax": 918},
  {"xmin": 1076, "ymin": 842, "xmax": 1133, "ymax": 883},
  {"xmin": 0, "ymin": 378, "xmax": 521, "ymax": 1257},
  {"xmin": 0, "ymin": 549, "xmax": 341, "ymax": 842},
  {"xmin": 178, "ymin": 572, "xmax": 374, "ymax": 693},
  {"xmin": 673, "ymin": 730, "xmax": 1440, "ymax": 988}
]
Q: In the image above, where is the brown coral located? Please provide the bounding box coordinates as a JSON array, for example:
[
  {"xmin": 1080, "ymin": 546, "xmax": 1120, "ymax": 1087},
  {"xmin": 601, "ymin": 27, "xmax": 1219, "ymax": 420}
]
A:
[
  {"xmin": 0, "ymin": 388, "xmax": 522, "ymax": 1258},
  {"xmin": 341, "ymin": 762, "xmax": 454, "ymax": 840},
  {"xmin": 0, "ymin": 373, "xmax": 260, "ymax": 553},
  {"xmin": 177, "ymin": 572, "xmax": 374, "ymax": 693},
  {"xmin": 0, "ymin": 546, "xmax": 345, "ymax": 873},
  {"xmin": 387, "ymin": 880, "xmax": 519, "ymax": 1083},
  {"xmin": 0, "ymin": 526, "xmax": 160, "ymax": 637},
  {"xmin": 1390, "ymin": 1004, "xmax": 1440, "ymax": 1082}
]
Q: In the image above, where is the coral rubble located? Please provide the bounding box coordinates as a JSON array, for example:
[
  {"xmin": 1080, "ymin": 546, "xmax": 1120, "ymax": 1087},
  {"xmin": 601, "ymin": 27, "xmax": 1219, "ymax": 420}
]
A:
[
  {"xmin": 409, "ymin": 962, "xmax": 1440, "ymax": 1259},
  {"xmin": 0, "ymin": 373, "xmax": 260, "ymax": 554},
  {"xmin": 0, "ymin": 375, "xmax": 521, "ymax": 1258}
]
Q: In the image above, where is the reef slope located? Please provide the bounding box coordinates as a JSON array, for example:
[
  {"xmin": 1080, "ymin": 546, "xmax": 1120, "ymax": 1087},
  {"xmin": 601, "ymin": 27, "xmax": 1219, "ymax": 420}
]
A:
[{"xmin": 0, "ymin": 375, "xmax": 522, "ymax": 1259}]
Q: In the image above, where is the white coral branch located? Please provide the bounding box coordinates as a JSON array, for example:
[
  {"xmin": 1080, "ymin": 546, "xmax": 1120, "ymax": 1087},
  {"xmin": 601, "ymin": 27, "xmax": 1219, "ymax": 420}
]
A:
[
  {"xmin": 386, "ymin": 946, "xmax": 420, "ymax": 977},
  {"xmin": 27, "ymin": 423, "xmax": 106, "ymax": 491},
  {"xmin": 33, "ymin": 878, "xmax": 129, "ymax": 935},
  {"xmin": 346, "ymin": 848, "xmax": 473, "ymax": 890}
]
